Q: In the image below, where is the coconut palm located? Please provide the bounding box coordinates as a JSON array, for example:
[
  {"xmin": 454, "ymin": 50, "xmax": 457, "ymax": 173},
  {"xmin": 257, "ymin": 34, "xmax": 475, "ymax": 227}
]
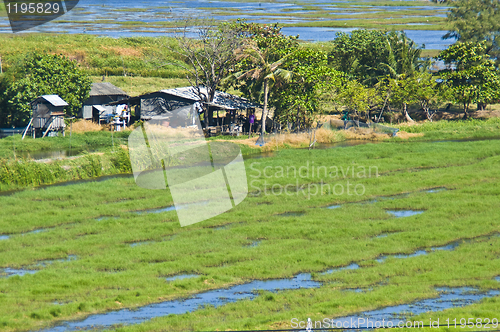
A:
[{"xmin": 235, "ymin": 43, "xmax": 294, "ymax": 135}]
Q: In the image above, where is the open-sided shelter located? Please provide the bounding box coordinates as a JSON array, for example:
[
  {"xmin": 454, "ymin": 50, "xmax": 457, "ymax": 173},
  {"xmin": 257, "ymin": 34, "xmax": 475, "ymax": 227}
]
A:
[{"xmin": 80, "ymin": 82, "xmax": 129, "ymax": 121}]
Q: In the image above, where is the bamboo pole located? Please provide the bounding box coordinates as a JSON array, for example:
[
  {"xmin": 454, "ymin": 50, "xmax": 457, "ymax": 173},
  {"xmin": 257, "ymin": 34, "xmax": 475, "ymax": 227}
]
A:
[{"xmin": 22, "ymin": 118, "xmax": 33, "ymax": 140}]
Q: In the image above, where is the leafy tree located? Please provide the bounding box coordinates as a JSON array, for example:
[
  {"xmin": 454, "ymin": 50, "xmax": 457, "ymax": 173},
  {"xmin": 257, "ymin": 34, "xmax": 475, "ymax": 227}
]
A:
[
  {"xmin": 444, "ymin": 0, "xmax": 500, "ymax": 55},
  {"xmin": 172, "ymin": 21, "xmax": 245, "ymax": 128},
  {"xmin": 228, "ymin": 22, "xmax": 299, "ymax": 132},
  {"xmin": 438, "ymin": 41, "xmax": 500, "ymax": 118},
  {"xmin": 328, "ymin": 30, "xmax": 424, "ymax": 86},
  {"xmin": 0, "ymin": 53, "xmax": 91, "ymax": 126},
  {"xmin": 235, "ymin": 42, "xmax": 293, "ymax": 135},
  {"xmin": 338, "ymin": 80, "xmax": 381, "ymax": 121},
  {"xmin": 231, "ymin": 22, "xmax": 341, "ymax": 131},
  {"xmin": 411, "ymin": 72, "xmax": 448, "ymax": 122},
  {"xmin": 271, "ymin": 48, "xmax": 343, "ymax": 129}
]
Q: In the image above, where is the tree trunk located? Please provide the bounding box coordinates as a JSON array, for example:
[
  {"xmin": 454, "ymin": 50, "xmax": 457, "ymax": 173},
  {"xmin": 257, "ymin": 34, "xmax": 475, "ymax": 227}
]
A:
[
  {"xmin": 261, "ymin": 78, "xmax": 269, "ymax": 136},
  {"xmin": 207, "ymin": 106, "xmax": 214, "ymax": 127},
  {"xmin": 463, "ymin": 103, "xmax": 469, "ymax": 119},
  {"xmin": 403, "ymin": 103, "xmax": 414, "ymax": 122},
  {"xmin": 421, "ymin": 101, "xmax": 434, "ymax": 122},
  {"xmin": 477, "ymin": 102, "xmax": 487, "ymax": 112}
]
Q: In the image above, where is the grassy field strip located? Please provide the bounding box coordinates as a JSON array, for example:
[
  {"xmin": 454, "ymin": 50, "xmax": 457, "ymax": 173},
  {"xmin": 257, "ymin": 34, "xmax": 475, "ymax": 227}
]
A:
[{"xmin": 1, "ymin": 140, "xmax": 500, "ymax": 331}]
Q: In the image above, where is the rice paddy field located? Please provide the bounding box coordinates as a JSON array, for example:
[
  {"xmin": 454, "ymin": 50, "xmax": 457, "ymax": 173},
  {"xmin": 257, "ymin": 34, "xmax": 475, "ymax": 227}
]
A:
[{"xmin": 1, "ymin": 121, "xmax": 500, "ymax": 331}]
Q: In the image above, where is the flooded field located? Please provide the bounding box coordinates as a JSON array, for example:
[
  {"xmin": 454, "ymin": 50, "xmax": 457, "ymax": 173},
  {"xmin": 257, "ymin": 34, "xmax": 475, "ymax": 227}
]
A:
[
  {"xmin": 0, "ymin": 0, "xmax": 451, "ymax": 48},
  {"xmin": 1, "ymin": 137, "xmax": 500, "ymax": 331}
]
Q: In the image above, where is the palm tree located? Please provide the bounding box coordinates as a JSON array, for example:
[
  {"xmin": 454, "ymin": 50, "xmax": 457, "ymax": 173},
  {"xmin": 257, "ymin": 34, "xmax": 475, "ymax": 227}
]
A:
[
  {"xmin": 235, "ymin": 43, "xmax": 293, "ymax": 136},
  {"xmin": 378, "ymin": 32, "xmax": 424, "ymax": 122}
]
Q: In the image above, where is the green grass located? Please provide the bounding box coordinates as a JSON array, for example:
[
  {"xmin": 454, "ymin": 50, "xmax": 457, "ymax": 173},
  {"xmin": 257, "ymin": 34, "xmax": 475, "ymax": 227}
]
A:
[
  {"xmin": 0, "ymin": 34, "xmax": 188, "ymax": 79},
  {"xmin": 0, "ymin": 131, "xmax": 129, "ymax": 159},
  {"xmin": 0, "ymin": 137, "xmax": 499, "ymax": 331},
  {"xmin": 90, "ymin": 76, "xmax": 190, "ymax": 96},
  {"xmin": 2, "ymin": 118, "xmax": 500, "ymax": 192},
  {"xmin": 396, "ymin": 117, "xmax": 500, "ymax": 141}
]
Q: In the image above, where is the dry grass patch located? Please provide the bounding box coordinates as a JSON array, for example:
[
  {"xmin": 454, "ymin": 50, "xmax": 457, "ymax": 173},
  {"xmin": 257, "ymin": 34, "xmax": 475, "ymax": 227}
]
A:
[
  {"xmin": 71, "ymin": 120, "xmax": 104, "ymax": 133},
  {"xmin": 101, "ymin": 46, "xmax": 143, "ymax": 57},
  {"xmin": 234, "ymin": 128, "xmax": 337, "ymax": 151}
]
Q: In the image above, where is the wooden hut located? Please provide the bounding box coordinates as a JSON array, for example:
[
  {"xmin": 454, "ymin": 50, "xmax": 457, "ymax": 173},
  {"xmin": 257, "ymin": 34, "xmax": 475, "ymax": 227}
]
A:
[
  {"xmin": 112, "ymin": 86, "xmax": 259, "ymax": 133},
  {"xmin": 80, "ymin": 82, "xmax": 129, "ymax": 121},
  {"xmin": 29, "ymin": 95, "xmax": 68, "ymax": 138}
]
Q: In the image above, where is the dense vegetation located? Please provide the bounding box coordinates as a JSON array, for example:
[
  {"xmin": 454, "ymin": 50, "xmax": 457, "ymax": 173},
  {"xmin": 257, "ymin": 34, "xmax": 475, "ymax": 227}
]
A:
[{"xmin": 1, "ymin": 4, "xmax": 499, "ymax": 127}]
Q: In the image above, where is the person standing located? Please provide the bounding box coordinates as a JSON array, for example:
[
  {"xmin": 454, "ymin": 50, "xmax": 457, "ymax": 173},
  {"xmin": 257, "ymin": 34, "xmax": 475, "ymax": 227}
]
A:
[{"xmin": 248, "ymin": 112, "xmax": 255, "ymax": 138}]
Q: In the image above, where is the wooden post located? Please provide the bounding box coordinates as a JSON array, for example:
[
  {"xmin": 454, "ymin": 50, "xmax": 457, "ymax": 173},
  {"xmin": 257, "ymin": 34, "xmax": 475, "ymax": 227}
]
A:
[
  {"xmin": 22, "ymin": 118, "xmax": 33, "ymax": 140},
  {"xmin": 42, "ymin": 118, "xmax": 54, "ymax": 138}
]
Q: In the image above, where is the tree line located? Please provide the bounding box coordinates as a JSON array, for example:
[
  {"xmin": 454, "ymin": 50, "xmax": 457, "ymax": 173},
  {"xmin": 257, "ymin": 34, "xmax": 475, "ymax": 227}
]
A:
[{"xmin": 0, "ymin": 0, "xmax": 498, "ymax": 129}]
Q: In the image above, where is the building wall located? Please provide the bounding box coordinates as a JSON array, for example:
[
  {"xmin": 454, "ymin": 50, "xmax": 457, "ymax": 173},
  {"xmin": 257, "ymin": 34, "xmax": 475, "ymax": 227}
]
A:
[{"xmin": 139, "ymin": 93, "xmax": 192, "ymax": 119}]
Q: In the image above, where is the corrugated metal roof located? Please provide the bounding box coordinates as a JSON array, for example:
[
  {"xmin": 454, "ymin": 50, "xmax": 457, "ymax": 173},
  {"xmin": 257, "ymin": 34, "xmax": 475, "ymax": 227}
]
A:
[
  {"xmin": 160, "ymin": 86, "xmax": 260, "ymax": 110},
  {"xmin": 40, "ymin": 95, "xmax": 69, "ymax": 107},
  {"xmin": 89, "ymin": 83, "xmax": 128, "ymax": 97},
  {"xmin": 92, "ymin": 105, "xmax": 107, "ymax": 112}
]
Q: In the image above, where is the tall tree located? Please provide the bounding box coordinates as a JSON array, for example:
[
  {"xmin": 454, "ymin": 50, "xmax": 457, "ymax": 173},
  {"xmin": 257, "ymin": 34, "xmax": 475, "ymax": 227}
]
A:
[
  {"xmin": 227, "ymin": 22, "xmax": 299, "ymax": 133},
  {"xmin": 444, "ymin": 0, "xmax": 500, "ymax": 55},
  {"xmin": 328, "ymin": 30, "xmax": 424, "ymax": 87},
  {"xmin": 438, "ymin": 41, "xmax": 500, "ymax": 118},
  {"xmin": 235, "ymin": 42, "xmax": 293, "ymax": 135},
  {"xmin": 172, "ymin": 21, "xmax": 245, "ymax": 128},
  {"xmin": 271, "ymin": 48, "xmax": 343, "ymax": 128},
  {"xmin": 0, "ymin": 53, "xmax": 91, "ymax": 126}
]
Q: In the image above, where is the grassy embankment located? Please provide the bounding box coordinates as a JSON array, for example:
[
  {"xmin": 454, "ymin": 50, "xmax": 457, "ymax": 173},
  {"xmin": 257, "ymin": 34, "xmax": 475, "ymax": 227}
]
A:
[
  {"xmin": 2, "ymin": 118, "xmax": 500, "ymax": 191},
  {"xmin": 0, "ymin": 137, "xmax": 499, "ymax": 331},
  {"xmin": 0, "ymin": 34, "xmax": 190, "ymax": 95}
]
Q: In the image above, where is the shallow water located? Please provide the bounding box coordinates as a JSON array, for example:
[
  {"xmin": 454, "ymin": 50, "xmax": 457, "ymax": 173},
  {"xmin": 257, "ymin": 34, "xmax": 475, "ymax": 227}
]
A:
[
  {"xmin": 165, "ymin": 274, "xmax": 199, "ymax": 281},
  {"xmin": 37, "ymin": 269, "xmax": 500, "ymax": 332},
  {"xmin": 23, "ymin": 228, "xmax": 48, "ymax": 235},
  {"xmin": 0, "ymin": 268, "xmax": 38, "ymax": 278},
  {"xmin": 376, "ymin": 242, "xmax": 460, "ymax": 263},
  {"xmin": 0, "ymin": 255, "xmax": 77, "ymax": 278},
  {"xmin": 0, "ymin": 235, "xmax": 9, "ymax": 240},
  {"xmin": 323, "ymin": 263, "xmax": 360, "ymax": 274},
  {"xmin": 425, "ymin": 187, "xmax": 447, "ymax": 193},
  {"xmin": 332, "ymin": 287, "xmax": 500, "ymax": 328},
  {"xmin": 136, "ymin": 206, "xmax": 177, "ymax": 214},
  {"xmin": 39, "ymin": 273, "xmax": 321, "ymax": 332},
  {"xmin": 129, "ymin": 241, "xmax": 154, "ymax": 247},
  {"xmin": 0, "ymin": 0, "xmax": 451, "ymax": 49},
  {"xmin": 387, "ymin": 210, "xmax": 424, "ymax": 218}
]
